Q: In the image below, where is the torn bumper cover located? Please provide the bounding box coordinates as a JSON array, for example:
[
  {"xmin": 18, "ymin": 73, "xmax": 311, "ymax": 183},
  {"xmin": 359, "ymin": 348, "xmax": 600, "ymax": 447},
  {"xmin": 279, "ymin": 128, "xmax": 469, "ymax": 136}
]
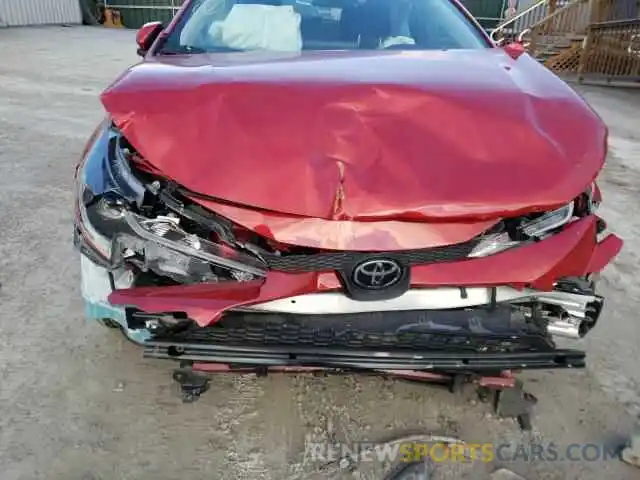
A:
[
  {"xmin": 74, "ymin": 123, "xmax": 623, "ymax": 373},
  {"xmin": 102, "ymin": 214, "xmax": 620, "ymax": 326},
  {"xmin": 76, "ymin": 210, "xmax": 620, "ymax": 372}
]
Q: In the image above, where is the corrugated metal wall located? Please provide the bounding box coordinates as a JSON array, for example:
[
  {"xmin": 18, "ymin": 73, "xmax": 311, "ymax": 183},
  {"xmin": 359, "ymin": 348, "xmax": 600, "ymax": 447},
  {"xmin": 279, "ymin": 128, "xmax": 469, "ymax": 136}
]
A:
[{"xmin": 0, "ymin": 0, "xmax": 82, "ymax": 26}]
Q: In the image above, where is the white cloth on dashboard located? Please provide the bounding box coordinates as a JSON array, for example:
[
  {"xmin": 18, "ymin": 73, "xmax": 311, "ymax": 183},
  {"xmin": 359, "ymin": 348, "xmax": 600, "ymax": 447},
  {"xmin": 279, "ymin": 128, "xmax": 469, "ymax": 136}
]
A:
[
  {"xmin": 219, "ymin": 4, "xmax": 302, "ymax": 52},
  {"xmin": 380, "ymin": 36, "xmax": 416, "ymax": 49}
]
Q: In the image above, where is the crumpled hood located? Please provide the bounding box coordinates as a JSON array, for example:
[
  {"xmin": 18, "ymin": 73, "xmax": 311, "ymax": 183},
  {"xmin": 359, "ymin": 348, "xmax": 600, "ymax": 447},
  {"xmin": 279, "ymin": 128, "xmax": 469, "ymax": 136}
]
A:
[{"xmin": 102, "ymin": 49, "xmax": 606, "ymax": 222}]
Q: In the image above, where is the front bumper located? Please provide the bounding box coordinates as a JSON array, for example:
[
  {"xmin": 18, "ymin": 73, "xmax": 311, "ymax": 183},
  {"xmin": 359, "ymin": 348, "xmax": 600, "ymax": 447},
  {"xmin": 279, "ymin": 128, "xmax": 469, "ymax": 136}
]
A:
[
  {"xmin": 82, "ymin": 255, "xmax": 595, "ymax": 374},
  {"xmin": 139, "ymin": 307, "xmax": 585, "ymax": 372},
  {"xmin": 97, "ymin": 215, "xmax": 621, "ymax": 327},
  {"xmin": 78, "ymin": 213, "xmax": 621, "ymax": 373}
]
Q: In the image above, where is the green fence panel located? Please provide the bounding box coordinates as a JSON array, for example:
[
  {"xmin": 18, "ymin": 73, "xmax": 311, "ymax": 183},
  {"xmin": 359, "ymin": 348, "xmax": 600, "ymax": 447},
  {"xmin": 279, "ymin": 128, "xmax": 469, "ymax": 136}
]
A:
[
  {"xmin": 105, "ymin": 0, "xmax": 506, "ymax": 32},
  {"xmin": 460, "ymin": 0, "xmax": 507, "ymax": 29},
  {"xmin": 104, "ymin": 0, "xmax": 184, "ymax": 28}
]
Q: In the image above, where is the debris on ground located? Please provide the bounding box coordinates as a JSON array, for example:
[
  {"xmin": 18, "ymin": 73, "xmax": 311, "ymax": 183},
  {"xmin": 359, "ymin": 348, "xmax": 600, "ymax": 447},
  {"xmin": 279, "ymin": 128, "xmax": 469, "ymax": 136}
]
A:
[
  {"xmin": 621, "ymin": 431, "xmax": 640, "ymax": 468},
  {"xmin": 490, "ymin": 468, "xmax": 527, "ymax": 480}
]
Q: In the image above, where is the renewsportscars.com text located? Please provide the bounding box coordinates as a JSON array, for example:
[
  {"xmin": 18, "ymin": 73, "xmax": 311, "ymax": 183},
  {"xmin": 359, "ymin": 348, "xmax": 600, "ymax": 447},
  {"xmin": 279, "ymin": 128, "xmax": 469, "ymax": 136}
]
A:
[{"xmin": 304, "ymin": 441, "xmax": 621, "ymax": 464}]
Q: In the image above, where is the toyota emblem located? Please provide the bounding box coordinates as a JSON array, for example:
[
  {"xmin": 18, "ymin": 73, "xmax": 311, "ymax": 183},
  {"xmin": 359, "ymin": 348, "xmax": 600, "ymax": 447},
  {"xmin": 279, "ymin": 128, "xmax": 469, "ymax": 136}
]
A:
[{"xmin": 352, "ymin": 259, "xmax": 403, "ymax": 290}]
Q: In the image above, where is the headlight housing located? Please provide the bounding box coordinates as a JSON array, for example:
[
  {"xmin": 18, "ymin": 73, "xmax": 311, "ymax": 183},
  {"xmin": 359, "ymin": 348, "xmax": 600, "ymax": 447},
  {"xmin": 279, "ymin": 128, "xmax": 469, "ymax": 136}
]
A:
[
  {"xmin": 74, "ymin": 123, "xmax": 266, "ymax": 283},
  {"xmin": 75, "ymin": 121, "xmax": 133, "ymax": 260},
  {"xmin": 469, "ymin": 184, "xmax": 599, "ymax": 259}
]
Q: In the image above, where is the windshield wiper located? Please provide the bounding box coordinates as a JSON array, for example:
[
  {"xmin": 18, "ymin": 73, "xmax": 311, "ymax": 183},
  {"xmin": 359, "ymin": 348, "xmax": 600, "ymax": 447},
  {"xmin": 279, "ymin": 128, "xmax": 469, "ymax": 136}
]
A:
[
  {"xmin": 159, "ymin": 44, "xmax": 249, "ymax": 55},
  {"xmin": 158, "ymin": 44, "xmax": 207, "ymax": 55}
]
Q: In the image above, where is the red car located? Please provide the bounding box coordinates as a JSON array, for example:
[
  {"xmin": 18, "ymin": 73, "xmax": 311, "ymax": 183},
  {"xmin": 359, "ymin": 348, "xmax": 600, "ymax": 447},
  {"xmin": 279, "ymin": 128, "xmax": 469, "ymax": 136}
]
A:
[{"xmin": 74, "ymin": 0, "xmax": 622, "ymax": 400}]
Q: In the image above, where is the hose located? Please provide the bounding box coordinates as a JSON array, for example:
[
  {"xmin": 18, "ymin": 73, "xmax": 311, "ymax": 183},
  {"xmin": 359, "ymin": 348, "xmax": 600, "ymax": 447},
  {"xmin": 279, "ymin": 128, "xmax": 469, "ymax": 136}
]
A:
[{"xmin": 79, "ymin": 0, "xmax": 105, "ymax": 25}]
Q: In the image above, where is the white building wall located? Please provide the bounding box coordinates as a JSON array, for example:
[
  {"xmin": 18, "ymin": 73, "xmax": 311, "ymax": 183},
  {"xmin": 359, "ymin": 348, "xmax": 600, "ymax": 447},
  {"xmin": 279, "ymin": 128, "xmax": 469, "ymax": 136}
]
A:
[{"xmin": 0, "ymin": 0, "xmax": 82, "ymax": 27}]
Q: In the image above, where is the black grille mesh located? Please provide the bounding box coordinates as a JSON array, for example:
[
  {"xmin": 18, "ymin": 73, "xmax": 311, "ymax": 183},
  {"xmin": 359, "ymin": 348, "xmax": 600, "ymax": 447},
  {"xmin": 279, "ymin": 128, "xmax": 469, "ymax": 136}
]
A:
[
  {"xmin": 261, "ymin": 239, "xmax": 478, "ymax": 272},
  {"xmin": 154, "ymin": 310, "xmax": 554, "ymax": 354},
  {"xmin": 166, "ymin": 325, "xmax": 549, "ymax": 353}
]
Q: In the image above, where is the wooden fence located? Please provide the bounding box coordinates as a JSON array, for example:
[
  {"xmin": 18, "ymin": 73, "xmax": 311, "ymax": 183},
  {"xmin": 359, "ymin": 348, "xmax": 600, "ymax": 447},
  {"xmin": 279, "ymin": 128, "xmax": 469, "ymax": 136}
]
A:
[{"xmin": 578, "ymin": 18, "xmax": 640, "ymax": 84}]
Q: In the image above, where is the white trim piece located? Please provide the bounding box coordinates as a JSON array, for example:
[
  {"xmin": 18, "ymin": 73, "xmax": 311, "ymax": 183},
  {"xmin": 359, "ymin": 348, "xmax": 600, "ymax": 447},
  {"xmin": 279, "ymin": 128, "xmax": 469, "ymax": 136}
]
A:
[
  {"xmin": 80, "ymin": 255, "xmax": 134, "ymax": 304},
  {"xmin": 236, "ymin": 287, "xmax": 596, "ymax": 315}
]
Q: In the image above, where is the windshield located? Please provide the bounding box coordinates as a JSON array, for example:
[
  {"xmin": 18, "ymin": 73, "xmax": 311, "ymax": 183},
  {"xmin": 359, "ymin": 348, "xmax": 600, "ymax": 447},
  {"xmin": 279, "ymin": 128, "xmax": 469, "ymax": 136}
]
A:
[{"xmin": 159, "ymin": 0, "xmax": 489, "ymax": 54}]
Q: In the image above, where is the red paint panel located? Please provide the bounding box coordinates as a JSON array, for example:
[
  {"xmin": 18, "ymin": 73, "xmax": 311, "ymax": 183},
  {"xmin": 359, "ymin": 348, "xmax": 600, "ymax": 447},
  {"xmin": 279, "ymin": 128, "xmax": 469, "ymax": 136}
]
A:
[
  {"xmin": 102, "ymin": 49, "xmax": 606, "ymax": 226},
  {"xmin": 188, "ymin": 195, "xmax": 498, "ymax": 251},
  {"xmin": 410, "ymin": 216, "xmax": 598, "ymax": 290},
  {"xmin": 586, "ymin": 233, "xmax": 623, "ymax": 273}
]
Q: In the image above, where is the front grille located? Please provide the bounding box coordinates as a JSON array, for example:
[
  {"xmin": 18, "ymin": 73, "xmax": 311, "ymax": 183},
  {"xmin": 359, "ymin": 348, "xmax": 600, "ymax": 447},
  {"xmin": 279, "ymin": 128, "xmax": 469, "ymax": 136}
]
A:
[
  {"xmin": 165, "ymin": 325, "xmax": 550, "ymax": 353},
  {"xmin": 152, "ymin": 308, "xmax": 554, "ymax": 354},
  {"xmin": 260, "ymin": 239, "xmax": 478, "ymax": 272}
]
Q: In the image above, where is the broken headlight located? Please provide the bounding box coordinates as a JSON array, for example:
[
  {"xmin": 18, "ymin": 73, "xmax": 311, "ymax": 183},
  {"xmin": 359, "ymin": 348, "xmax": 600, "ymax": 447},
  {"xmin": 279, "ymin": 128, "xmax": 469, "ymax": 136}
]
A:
[
  {"xmin": 468, "ymin": 182, "xmax": 602, "ymax": 259},
  {"xmin": 469, "ymin": 201, "xmax": 576, "ymax": 258},
  {"xmin": 74, "ymin": 123, "xmax": 266, "ymax": 283},
  {"xmin": 113, "ymin": 212, "xmax": 266, "ymax": 281},
  {"xmin": 74, "ymin": 121, "xmax": 138, "ymax": 259}
]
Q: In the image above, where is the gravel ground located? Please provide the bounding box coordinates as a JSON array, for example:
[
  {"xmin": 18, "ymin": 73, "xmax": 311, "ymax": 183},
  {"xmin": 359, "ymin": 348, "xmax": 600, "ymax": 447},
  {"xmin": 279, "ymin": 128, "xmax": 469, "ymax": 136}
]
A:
[{"xmin": 1, "ymin": 26, "xmax": 639, "ymax": 480}]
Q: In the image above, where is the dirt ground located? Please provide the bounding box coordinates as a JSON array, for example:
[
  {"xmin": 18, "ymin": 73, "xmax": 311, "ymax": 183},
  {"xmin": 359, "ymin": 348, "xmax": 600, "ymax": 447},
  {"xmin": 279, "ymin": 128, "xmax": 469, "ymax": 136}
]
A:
[{"xmin": 1, "ymin": 26, "xmax": 639, "ymax": 480}]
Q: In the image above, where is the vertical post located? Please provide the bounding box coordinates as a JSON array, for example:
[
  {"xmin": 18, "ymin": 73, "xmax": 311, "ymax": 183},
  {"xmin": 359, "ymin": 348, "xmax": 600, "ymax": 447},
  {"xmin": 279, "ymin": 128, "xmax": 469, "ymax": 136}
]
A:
[
  {"xmin": 589, "ymin": 0, "xmax": 603, "ymax": 23},
  {"xmin": 545, "ymin": 0, "xmax": 557, "ymax": 36},
  {"xmin": 631, "ymin": 32, "xmax": 640, "ymax": 80},
  {"xmin": 529, "ymin": 29, "xmax": 538, "ymax": 55},
  {"xmin": 499, "ymin": 0, "xmax": 507, "ymax": 23},
  {"xmin": 577, "ymin": 25, "xmax": 592, "ymax": 82}
]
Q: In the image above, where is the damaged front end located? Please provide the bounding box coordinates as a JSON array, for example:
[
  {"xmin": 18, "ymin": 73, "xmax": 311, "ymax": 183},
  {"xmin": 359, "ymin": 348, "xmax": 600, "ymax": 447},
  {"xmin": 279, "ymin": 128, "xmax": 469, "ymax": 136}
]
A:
[{"xmin": 74, "ymin": 122, "xmax": 622, "ymax": 374}]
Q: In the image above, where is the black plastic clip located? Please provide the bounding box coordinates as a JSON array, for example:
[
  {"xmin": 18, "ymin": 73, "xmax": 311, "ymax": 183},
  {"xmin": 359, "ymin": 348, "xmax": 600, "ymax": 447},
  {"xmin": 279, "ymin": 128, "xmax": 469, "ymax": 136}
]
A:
[
  {"xmin": 493, "ymin": 379, "xmax": 538, "ymax": 430},
  {"xmin": 172, "ymin": 368, "xmax": 211, "ymax": 403},
  {"xmin": 489, "ymin": 287, "xmax": 497, "ymax": 310}
]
